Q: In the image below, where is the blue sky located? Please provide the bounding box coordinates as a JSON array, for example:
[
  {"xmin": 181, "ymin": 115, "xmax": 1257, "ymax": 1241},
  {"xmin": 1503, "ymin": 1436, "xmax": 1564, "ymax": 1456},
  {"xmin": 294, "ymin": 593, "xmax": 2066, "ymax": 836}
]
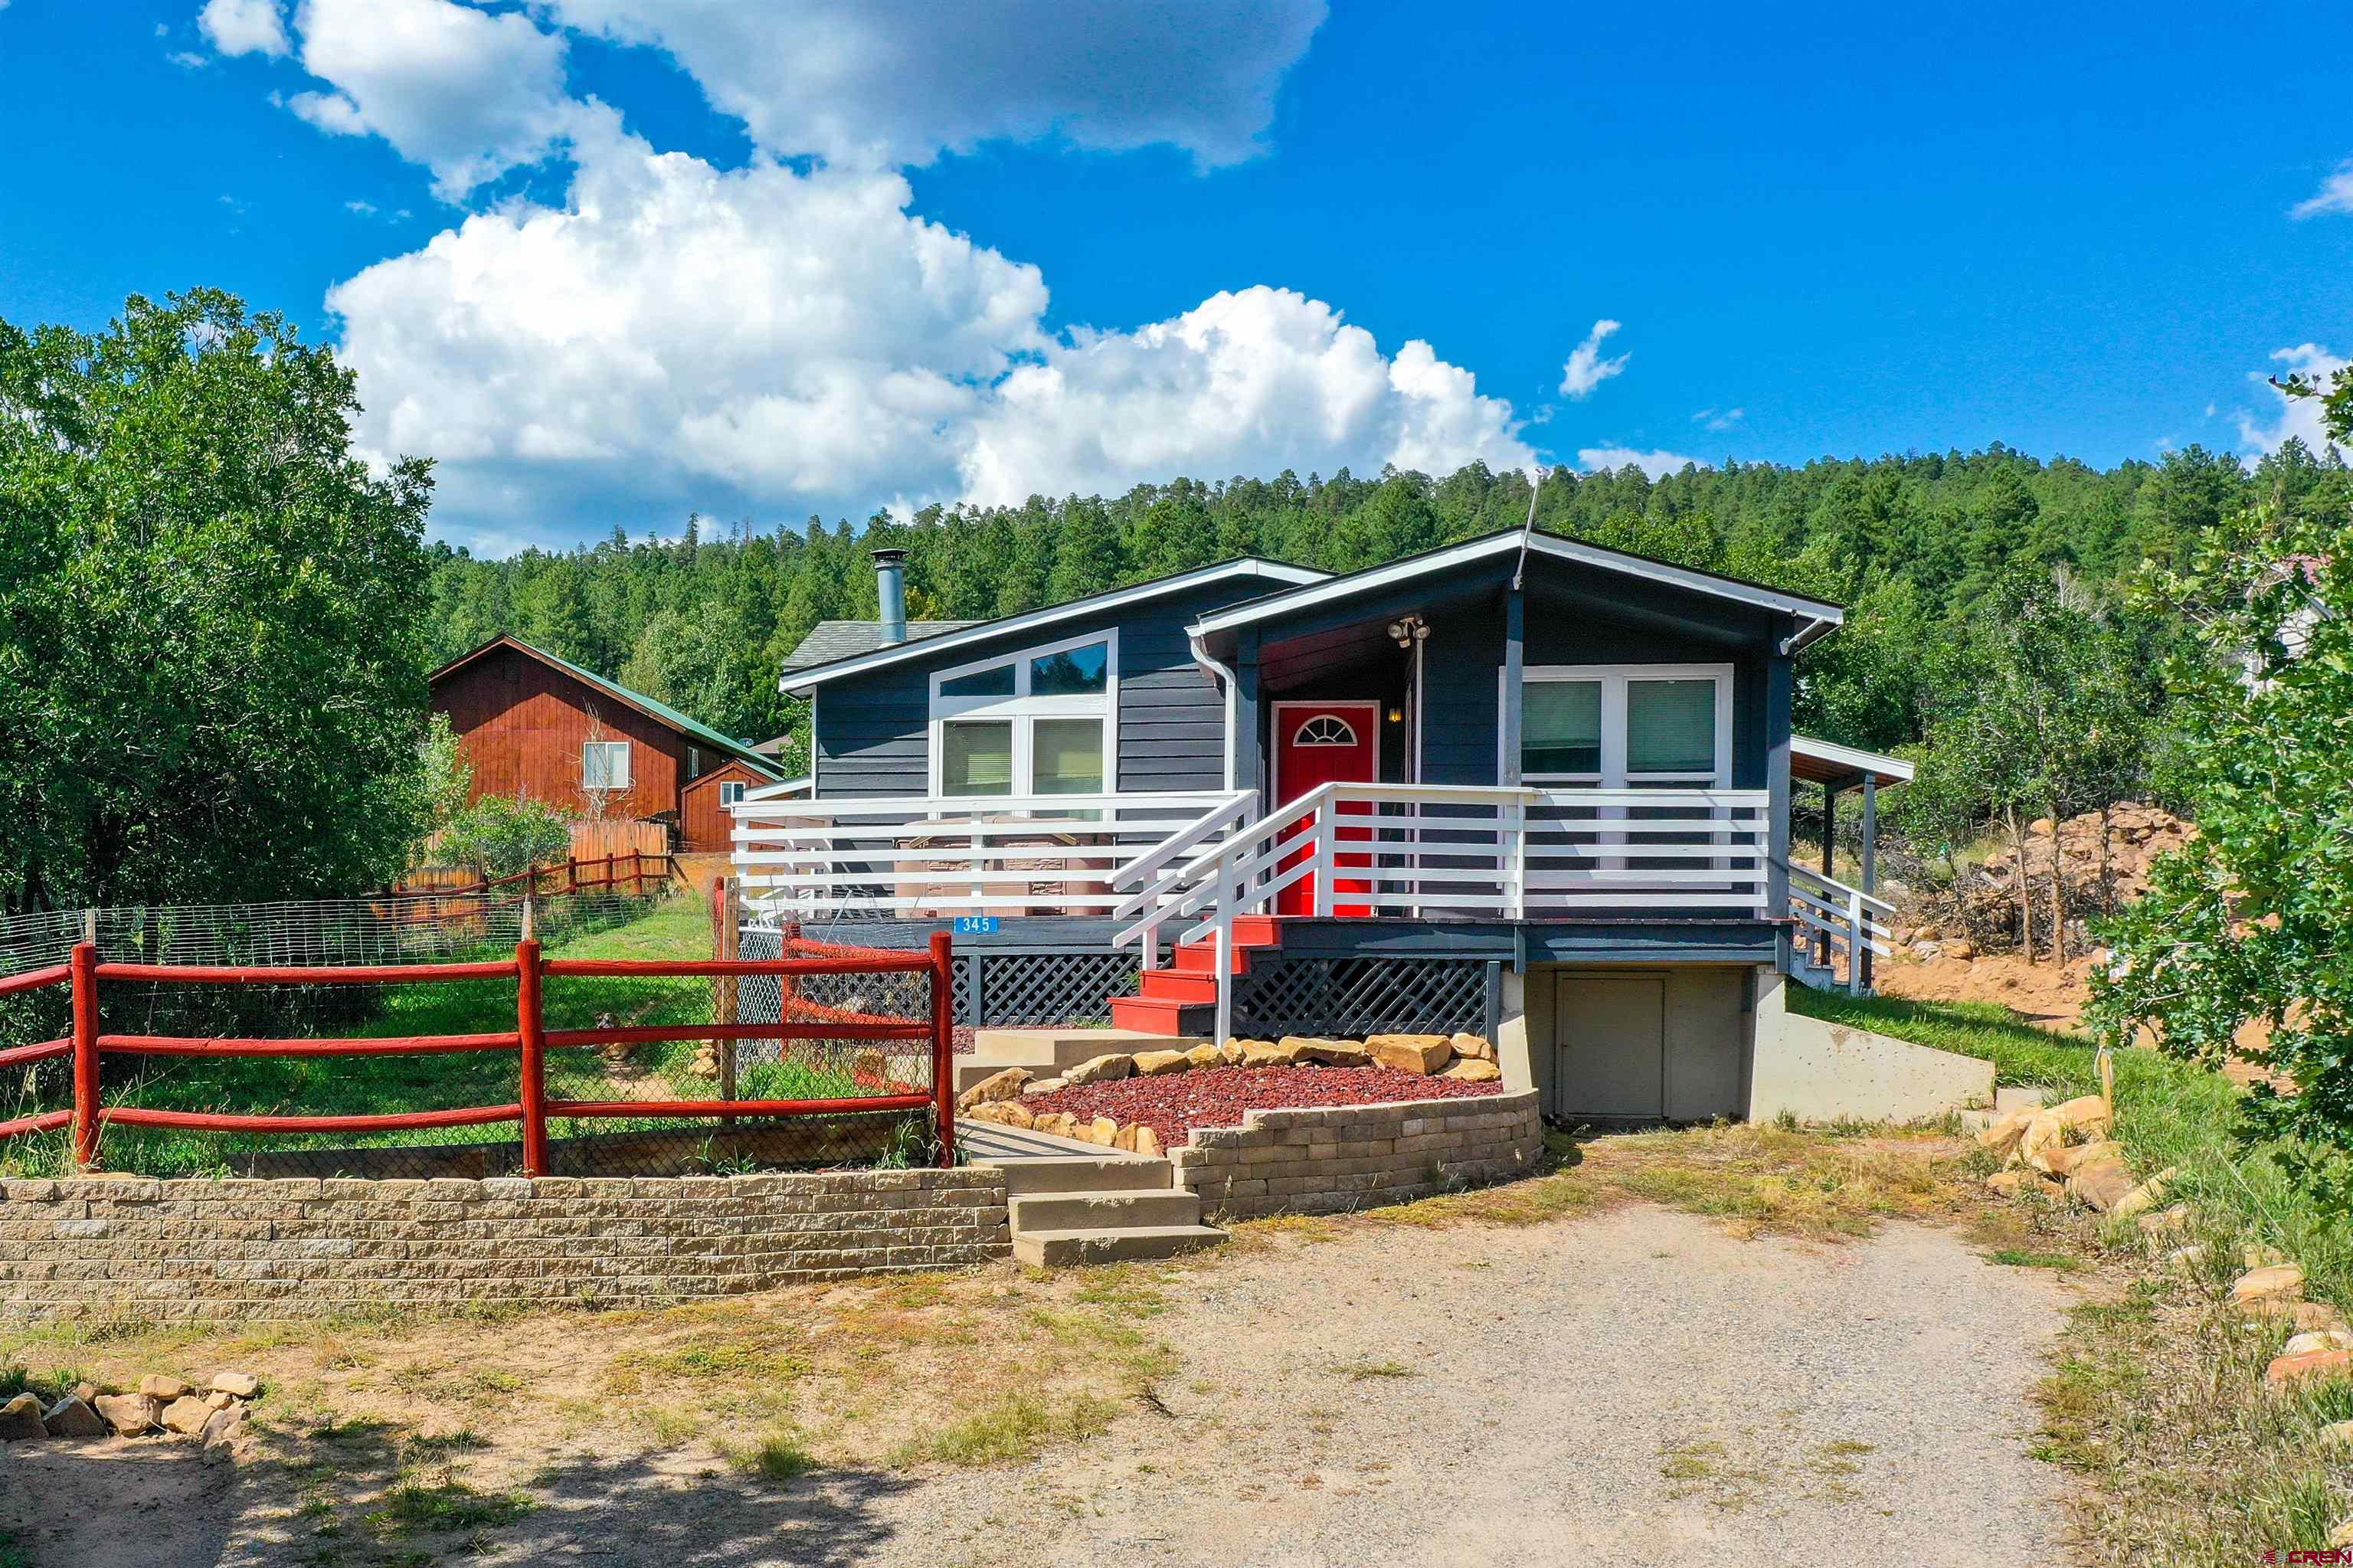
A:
[{"xmin": 2, "ymin": 2, "xmax": 2348, "ymax": 555}]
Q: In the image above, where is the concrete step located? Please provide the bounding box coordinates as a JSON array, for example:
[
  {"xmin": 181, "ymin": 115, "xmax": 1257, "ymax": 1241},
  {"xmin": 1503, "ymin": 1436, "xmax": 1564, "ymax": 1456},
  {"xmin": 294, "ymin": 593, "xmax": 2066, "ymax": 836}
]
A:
[
  {"xmin": 1012, "ymin": 1223, "xmax": 1228, "ymax": 1268},
  {"xmin": 969, "ymin": 1027, "xmax": 1203, "ymax": 1069},
  {"xmin": 1995, "ymin": 1086, "xmax": 2049, "ymax": 1114},
  {"xmin": 1010, "ymin": 1187, "xmax": 1203, "ymax": 1232},
  {"xmin": 984, "ymin": 1152, "xmax": 1175, "ymax": 1196}
]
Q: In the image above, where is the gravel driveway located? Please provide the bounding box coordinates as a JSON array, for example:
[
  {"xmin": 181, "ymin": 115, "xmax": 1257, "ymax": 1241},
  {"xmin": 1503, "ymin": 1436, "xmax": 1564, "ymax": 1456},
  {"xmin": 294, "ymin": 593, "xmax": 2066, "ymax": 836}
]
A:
[{"xmin": 4, "ymin": 1202, "xmax": 2076, "ymax": 1567}]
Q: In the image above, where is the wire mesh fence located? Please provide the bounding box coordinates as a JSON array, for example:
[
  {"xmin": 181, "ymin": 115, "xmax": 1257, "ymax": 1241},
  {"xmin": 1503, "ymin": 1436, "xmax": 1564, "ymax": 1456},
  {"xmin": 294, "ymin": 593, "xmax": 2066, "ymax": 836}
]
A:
[
  {"xmin": 0, "ymin": 926, "xmax": 950, "ymax": 1182},
  {"xmin": 0, "ymin": 882, "xmax": 666, "ymax": 978}
]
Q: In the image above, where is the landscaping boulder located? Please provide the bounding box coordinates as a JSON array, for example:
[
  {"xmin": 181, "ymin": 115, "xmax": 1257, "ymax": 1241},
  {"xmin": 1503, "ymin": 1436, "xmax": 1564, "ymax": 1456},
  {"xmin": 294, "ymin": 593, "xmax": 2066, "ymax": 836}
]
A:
[
  {"xmin": 1032, "ymin": 1111, "xmax": 1078, "ymax": 1140},
  {"xmin": 2285, "ymin": 1329, "xmax": 2353, "ymax": 1357},
  {"xmin": 2247, "ymin": 1242, "xmax": 2291, "ymax": 1270},
  {"xmin": 137, "ymin": 1374, "xmax": 191, "ymax": 1403},
  {"xmin": 1290, "ymin": 1037, "xmax": 1370, "ymax": 1067},
  {"xmin": 2295, "ymin": 1303, "xmax": 2353, "ymax": 1334},
  {"xmin": 965, "ymin": 1100, "xmax": 1035, "ymax": 1130},
  {"xmin": 1983, "ymin": 1170, "xmax": 2037, "ymax": 1196},
  {"xmin": 1132, "ymin": 1124, "xmax": 1163, "ymax": 1158},
  {"xmin": 1441, "ymin": 1059, "xmax": 1501, "ymax": 1082},
  {"xmin": 2065, "ymin": 1155, "xmax": 2137, "ymax": 1213},
  {"xmin": 957, "ymin": 1068, "xmax": 1032, "ymax": 1110},
  {"xmin": 160, "ymin": 1396, "xmax": 212, "ymax": 1436},
  {"xmin": 2018, "ymin": 1112, "xmax": 2067, "ymax": 1171},
  {"xmin": 2049, "ymin": 1094, "xmax": 2112, "ymax": 1135},
  {"xmin": 1975, "ymin": 1105, "xmax": 2037, "ymax": 1158},
  {"xmin": 201, "ymin": 1404, "xmax": 248, "ymax": 1451},
  {"xmin": 2325, "ymin": 1420, "xmax": 2353, "ymax": 1450},
  {"xmin": 0, "ymin": 1394, "xmax": 45, "ymax": 1441},
  {"xmin": 94, "ymin": 1393, "xmax": 160, "ymax": 1435},
  {"xmin": 43, "ymin": 1396, "xmax": 107, "ymax": 1439},
  {"xmin": 1366, "ymin": 1033, "xmax": 1453, "ymax": 1075},
  {"xmin": 2135, "ymin": 1203, "xmax": 2191, "ymax": 1239},
  {"xmin": 1449, "ymin": 1033, "xmax": 1495, "ymax": 1062},
  {"xmin": 2111, "ymin": 1169, "xmax": 2177, "ymax": 1222},
  {"xmin": 1064, "ymin": 1053, "xmax": 1134, "ymax": 1086},
  {"xmin": 2230, "ymin": 1263, "xmax": 2306, "ymax": 1306},
  {"xmin": 1029, "ymin": 1076, "xmax": 1068, "ymax": 1095},
  {"xmin": 2266, "ymin": 1348, "xmax": 2353, "ymax": 1389},
  {"xmin": 1239, "ymin": 1039, "xmax": 1291, "ymax": 1068},
  {"xmin": 1183, "ymin": 1044, "xmax": 1226, "ymax": 1071},
  {"xmin": 1082, "ymin": 1115, "xmax": 1120, "ymax": 1147},
  {"xmin": 1132, "ymin": 1049, "xmax": 1191, "ymax": 1075},
  {"xmin": 2040, "ymin": 1139, "xmax": 2120, "ymax": 1178},
  {"xmin": 2164, "ymin": 1244, "xmax": 2209, "ymax": 1272}
]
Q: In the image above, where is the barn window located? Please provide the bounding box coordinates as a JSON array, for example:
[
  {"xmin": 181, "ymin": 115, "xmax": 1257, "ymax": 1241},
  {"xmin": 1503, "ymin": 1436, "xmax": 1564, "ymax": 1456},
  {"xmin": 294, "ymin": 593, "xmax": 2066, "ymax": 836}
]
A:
[
  {"xmin": 582, "ymin": 740, "xmax": 631, "ymax": 790},
  {"xmin": 718, "ymin": 781, "xmax": 745, "ymax": 807},
  {"xmin": 1292, "ymin": 715, "xmax": 1358, "ymax": 747}
]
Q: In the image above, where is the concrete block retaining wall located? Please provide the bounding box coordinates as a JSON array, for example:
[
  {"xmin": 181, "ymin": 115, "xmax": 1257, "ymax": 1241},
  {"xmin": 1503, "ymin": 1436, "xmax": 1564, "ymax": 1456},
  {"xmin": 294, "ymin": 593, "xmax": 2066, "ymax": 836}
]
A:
[
  {"xmin": 0, "ymin": 1169, "xmax": 1011, "ymax": 1323},
  {"xmin": 1169, "ymin": 1089, "xmax": 1545, "ymax": 1219}
]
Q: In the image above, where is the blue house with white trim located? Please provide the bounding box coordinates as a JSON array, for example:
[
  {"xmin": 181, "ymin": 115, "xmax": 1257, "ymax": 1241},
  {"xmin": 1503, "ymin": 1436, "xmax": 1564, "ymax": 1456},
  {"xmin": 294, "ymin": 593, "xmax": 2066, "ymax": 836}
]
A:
[{"xmin": 735, "ymin": 530, "xmax": 1913, "ymax": 1124}]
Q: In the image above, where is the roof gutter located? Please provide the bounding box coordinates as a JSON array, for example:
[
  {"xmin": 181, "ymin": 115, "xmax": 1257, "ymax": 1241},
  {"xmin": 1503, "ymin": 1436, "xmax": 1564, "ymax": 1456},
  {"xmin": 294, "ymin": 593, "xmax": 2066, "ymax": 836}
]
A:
[{"xmin": 1779, "ymin": 613, "xmax": 1838, "ymax": 656}]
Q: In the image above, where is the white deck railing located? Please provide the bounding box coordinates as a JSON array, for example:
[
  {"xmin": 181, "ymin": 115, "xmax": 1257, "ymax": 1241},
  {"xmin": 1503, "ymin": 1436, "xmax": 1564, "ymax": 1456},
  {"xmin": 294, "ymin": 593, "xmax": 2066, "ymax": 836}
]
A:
[
  {"xmin": 1785, "ymin": 861, "xmax": 1895, "ymax": 997},
  {"xmin": 727, "ymin": 790, "xmax": 1252, "ymax": 921},
  {"xmin": 729, "ymin": 784, "xmax": 1889, "ymax": 1034}
]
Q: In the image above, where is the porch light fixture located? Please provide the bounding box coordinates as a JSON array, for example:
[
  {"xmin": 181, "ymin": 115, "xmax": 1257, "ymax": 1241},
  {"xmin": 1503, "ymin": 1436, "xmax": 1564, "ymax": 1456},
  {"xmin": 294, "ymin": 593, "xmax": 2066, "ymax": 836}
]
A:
[
  {"xmin": 1387, "ymin": 614, "xmax": 1428, "ymax": 648},
  {"xmin": 1387, "ymin": 705, "xmax": 1403, "ymax": 723}
]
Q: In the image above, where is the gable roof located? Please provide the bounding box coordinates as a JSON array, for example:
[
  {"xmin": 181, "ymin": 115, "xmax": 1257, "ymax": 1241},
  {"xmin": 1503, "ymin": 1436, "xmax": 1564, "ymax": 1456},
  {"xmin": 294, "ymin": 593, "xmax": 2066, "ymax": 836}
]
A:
[
  {"xmin": 1190, "ymin": 528, "xmax": 1844, "ymax": 647},
  {"xmin": 430, "ymin": 634, "xmax": 785, "ymax": 778},
  {"xmin": 776, "ymin": 558, "xmax": 1330, "ymax": 692},
  {"xmin": 779, "ymin": 619, "xmax": 980, "ymax": 674}
]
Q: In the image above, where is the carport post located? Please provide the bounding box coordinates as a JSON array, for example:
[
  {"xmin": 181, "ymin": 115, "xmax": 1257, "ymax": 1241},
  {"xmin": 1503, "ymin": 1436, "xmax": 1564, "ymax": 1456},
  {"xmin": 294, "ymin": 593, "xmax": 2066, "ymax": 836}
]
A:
[
  {"xmin": 1859, "ymin": 777, "xmax": 1879, "ymax": 991},
  {"xmin": 1816, "ymin": 783, "xmax": 1838, "ymax": 967}
]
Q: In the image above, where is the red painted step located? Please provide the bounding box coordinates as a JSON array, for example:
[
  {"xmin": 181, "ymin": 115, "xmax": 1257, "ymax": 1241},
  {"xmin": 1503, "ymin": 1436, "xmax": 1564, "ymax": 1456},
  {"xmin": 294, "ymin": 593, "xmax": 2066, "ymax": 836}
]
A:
[
  {"xmin": 1139, "ymin": 969, "xmax": 1219, "ymax": 1003},
  {"xmin": 1106, "ymin": 918, "xmax": 1283, "ymax": 1035}
]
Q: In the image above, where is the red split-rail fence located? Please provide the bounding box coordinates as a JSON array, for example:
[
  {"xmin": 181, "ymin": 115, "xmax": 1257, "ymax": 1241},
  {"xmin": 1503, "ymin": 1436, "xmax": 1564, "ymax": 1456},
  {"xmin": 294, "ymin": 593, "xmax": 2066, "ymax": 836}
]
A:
[{"xmin": 0, "ymin": 932, "xmax": 955, "ymax": 1174}]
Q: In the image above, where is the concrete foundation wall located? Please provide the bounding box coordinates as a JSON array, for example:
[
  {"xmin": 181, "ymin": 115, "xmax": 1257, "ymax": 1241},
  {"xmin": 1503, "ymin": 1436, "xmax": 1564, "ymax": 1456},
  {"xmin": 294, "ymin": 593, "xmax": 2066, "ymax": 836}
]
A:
[
  {"xmin": 1745, "ymin": 971, "xmax": 1995, "ymax": 1124},
  {"xmin": 1170, "ymin": 1090, "xmax": 1544, "ymax": 1219},
  {"xmin": 1523, "ymin": 964, "xmax": 1752, "ymax": 1121},
  {"xmin": 1, "ymin": 1170, "xmax": 1010, "ymax": 1324}
]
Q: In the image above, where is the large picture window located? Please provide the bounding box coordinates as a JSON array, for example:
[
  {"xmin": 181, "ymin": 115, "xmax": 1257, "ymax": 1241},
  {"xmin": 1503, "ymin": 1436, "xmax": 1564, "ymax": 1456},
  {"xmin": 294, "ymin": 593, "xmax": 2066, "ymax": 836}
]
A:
[
  {"xmin": 1515, "ymin": 665, "xmax": 1732, "ymax": 787},
  {"xmin": 929, "ymin": 631, "xmax": 1117, "ymax": 799}
]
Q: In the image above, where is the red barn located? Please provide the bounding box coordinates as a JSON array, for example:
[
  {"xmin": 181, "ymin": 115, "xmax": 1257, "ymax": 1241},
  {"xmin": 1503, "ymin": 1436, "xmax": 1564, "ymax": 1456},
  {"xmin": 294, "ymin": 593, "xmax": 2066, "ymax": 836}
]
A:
[{"xmin": 427, "ymin": 635, "xmax": 784, "ymax": 850}]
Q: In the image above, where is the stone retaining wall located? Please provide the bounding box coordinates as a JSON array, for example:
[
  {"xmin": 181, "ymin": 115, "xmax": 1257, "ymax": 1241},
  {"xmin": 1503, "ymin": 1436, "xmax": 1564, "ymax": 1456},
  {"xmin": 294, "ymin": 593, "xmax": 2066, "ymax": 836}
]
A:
[
  {"xmin": 1169, "ymin": 1089, "xmax": 1545, "ymax": 1219},
  {"xmin": 0, "ymin": 1169, "xmax": 1010, "ymax": 1323}
]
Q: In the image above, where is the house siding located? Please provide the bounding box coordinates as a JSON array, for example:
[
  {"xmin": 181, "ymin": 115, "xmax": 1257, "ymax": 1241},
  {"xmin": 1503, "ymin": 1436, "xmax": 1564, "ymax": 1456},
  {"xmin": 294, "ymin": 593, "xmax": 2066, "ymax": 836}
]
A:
[
  {"xmin": 432, "ymin": 644, "xmax": 692, "ymax": 820},
  {"xmin": 813, "ymin": 578, "xmax": 1275, "ymax": 798}
]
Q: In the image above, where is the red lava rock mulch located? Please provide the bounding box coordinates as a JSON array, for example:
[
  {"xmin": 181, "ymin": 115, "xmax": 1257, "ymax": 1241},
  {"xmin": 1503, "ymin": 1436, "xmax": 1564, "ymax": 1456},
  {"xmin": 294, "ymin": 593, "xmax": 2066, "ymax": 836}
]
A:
[{"xmin": 1019, "ymin": 1063, "xmax": 1504, "ymax": 1149}]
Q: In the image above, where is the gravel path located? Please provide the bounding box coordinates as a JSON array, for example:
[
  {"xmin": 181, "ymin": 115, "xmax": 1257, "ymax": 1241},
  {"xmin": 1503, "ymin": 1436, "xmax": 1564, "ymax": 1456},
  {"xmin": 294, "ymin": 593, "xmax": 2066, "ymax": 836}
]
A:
[
  {"xmin": 872, "ymin": 1206, "xmax": 2076, "ymax": 1568},
  {"xmin": 2, "ymin": 1203, "xmax": 2076, "ymax": 1566}
]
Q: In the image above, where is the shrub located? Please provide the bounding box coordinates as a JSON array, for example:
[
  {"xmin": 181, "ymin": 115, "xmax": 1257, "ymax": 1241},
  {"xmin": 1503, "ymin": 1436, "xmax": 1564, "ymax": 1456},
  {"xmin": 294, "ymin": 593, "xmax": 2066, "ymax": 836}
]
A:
[{"xmin": 436, "ymin": 795, "xmax": 573, "ymax": 879}]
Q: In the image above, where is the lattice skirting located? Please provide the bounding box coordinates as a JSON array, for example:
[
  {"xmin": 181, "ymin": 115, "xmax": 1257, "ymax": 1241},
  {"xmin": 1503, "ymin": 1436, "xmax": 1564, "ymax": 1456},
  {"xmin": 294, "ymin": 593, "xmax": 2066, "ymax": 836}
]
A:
[
  {"xmin": 1232, "ymin": 957, "xmax": 1489, "ymax": 1039},
  {"xmin": 963, "ymin": 951, "xmax": 1138, "ymax": 1026}
]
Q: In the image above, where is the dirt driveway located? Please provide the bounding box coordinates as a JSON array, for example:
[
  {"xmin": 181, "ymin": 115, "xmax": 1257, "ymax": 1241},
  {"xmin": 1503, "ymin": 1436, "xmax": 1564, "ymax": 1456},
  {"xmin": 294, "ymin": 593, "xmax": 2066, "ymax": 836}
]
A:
[{"xmin": 2, "ymin": 1198, "xmax": 2075, "ymax": 1568}]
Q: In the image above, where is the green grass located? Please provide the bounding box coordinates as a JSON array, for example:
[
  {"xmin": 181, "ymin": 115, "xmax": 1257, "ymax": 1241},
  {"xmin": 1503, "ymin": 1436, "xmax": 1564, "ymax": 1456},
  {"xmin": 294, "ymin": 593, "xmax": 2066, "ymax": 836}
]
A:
[{"xmin": 4, "ymin": 894, "xmax": 866, "ymax": 1177}]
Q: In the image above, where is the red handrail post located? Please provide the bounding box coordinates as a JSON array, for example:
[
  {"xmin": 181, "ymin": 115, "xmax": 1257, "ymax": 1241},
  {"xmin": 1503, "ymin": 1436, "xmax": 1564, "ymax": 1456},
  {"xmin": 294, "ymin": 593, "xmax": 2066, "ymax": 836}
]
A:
[
  {"xmin": 929, "ymin": 930, "xmax": 954, "ymax": 1167},
  {"xmin": 516, "ymin": 938, "xmax": 549, "ymax": 1177},
  {"xmin": 69, "ymin": 942, "xmax": 99, "ymax": 1170}
]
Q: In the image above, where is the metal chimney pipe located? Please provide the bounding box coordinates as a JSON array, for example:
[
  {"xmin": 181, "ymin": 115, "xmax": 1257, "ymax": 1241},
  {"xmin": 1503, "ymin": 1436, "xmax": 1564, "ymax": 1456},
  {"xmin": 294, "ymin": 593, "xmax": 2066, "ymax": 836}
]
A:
[{"xmin": 872, "ymin": 548, "xmax": 908, "ymax": 645}]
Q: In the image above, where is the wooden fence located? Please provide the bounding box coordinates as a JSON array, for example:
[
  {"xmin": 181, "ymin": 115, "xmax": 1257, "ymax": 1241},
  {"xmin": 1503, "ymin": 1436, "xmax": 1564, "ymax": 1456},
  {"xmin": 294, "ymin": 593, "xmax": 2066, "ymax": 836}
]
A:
[{"xmin": 0, "ymin": 935, "xmax": 956, "ymax": 1174}]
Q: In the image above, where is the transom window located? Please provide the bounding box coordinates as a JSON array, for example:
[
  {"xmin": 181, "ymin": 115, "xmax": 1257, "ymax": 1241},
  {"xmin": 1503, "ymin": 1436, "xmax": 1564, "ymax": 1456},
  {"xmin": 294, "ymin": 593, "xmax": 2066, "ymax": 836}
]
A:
[
  {"xmin": 1516, "ymin": 665, "xmax": 1732, "ymax": 787},
  {"xmin": 930, "ymin": 631, "xmax": 1117, "ymax": 798},
  {"xmin": 1293, "ymin": 715, "xmax": 1358, "ymax": 747}
]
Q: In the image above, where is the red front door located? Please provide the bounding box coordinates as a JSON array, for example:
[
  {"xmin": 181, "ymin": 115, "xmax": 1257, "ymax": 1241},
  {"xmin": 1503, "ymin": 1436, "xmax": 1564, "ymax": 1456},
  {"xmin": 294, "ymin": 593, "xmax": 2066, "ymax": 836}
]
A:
[{"xmin": 1272, "ymin": 702, "xmax": 1380, "ymax": 917}]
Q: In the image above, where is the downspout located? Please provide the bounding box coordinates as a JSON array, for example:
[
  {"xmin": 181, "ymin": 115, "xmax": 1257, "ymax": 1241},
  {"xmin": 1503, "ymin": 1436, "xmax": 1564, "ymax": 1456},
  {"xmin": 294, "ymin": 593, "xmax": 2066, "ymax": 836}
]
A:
[{"xmin": 1189, "ymin": 630, "xmax": 1242, "ymax": 794}]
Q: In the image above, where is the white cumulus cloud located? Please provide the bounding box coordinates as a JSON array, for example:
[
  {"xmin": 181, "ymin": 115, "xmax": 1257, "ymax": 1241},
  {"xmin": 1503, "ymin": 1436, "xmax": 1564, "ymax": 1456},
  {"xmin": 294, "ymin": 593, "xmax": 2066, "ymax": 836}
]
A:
[
  {"xmin": 958, "ymin": 286, "xmax": 1530, "ymax": 506},
  {"xmin": 1558, "ymin": 319, "xmax": 1628, "ymax": 400},
  {"xmin": 198, "ymin": 0, "xmax": 289, "ymax": 57},
  {"xmin": 1578, "ymin": 447, "xmax": 1703, "ymax": 480},
  {"xmin": 2292, "ymin": 162, "xmax": 2353, "ymax": 220},
  {"xmin": 284, "ymin": 0, "xmax": 604, "ymax": 199},
  {"xmin": 2236, "ymin": 343, "xmax": 2349, "ymax": 457},
  {"xmin": 538, "ymin": 0, "xmax": 1327, "ymax": 169}
]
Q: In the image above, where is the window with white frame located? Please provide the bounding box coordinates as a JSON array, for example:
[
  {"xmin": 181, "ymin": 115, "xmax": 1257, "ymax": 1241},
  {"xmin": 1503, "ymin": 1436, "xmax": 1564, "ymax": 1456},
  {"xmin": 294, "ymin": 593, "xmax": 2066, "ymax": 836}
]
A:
[
  {"xmin": 1516, "ymin": 665, "xmax": 1732, "ymax": 787},
  {"xmin": 929, "ymin": 631, "xmax": 1116, "ymax": 798},
  {"xmin": 718, "ymin": 780, "xmax": 745, "ymax": 807},
  {"xmin": 582, "ymin": 739, "xmax": 632, "ymax": 790}
]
